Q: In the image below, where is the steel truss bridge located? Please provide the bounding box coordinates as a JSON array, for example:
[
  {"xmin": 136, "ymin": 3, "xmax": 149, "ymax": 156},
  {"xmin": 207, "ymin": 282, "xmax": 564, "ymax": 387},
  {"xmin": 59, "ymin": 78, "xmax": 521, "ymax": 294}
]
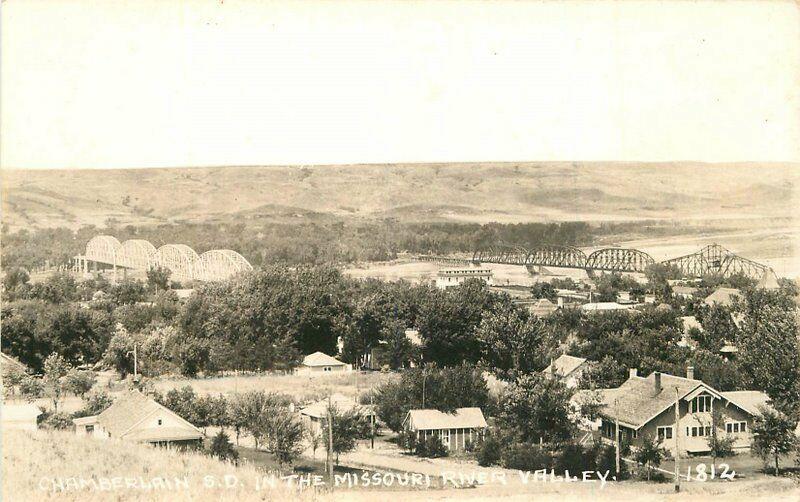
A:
[
  {"xmin": 467, "ymin": 243, "xmax": 770, "ymax": 278},
  {"xmin": 73, "ymin": 235, "xmax": 253, "ymax": 282}
]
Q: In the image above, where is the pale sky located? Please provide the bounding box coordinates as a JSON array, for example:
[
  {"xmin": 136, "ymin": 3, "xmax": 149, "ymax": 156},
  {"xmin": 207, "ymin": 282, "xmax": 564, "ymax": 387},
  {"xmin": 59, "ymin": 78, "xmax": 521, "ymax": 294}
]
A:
[{"xmin": 2, "ymin": 0, "xmax": 799, "ymax": 169}]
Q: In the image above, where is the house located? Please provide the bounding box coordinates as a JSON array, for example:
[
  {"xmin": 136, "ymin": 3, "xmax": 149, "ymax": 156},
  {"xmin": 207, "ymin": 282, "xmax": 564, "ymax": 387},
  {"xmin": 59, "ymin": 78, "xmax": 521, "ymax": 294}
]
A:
[
  {"xmin": 299, "ymin": 393, "xmax": 375, "ymax": 435},
  {"xmin": 672, "ymin": 286, "xmax": 699, "ymax": 300},
  {"xmin": 704, "ymin": 287, "xmax": 741, "ymax": 308},
  {"xmin": 72, "ymin": 390, "xmax": 203, "ymax": 446},
  {"xmin": 757, "ymin": 270, "xmax": 780, "ymax": 290},
  {"xmin": 580, "ymin": 302, "xmax": 634, "ymax": 312},
  {"xmin": 296, "ymin": 352, "xmax": 352, "ymax": 374},
  {"xmin": 543, "ymin": 354, "xmax": 589, "ymax": 388},
  {"xmin": 403, "ymin": 407, "xmax": 488, "ymax": 452},
  {"xmin": 436, "ymin": 268, "xmax": 493, "ymax": 290},
  {"xmin": 527, "ymin": 298, "xmax": 558, "ymax": 317},
  {"xmin": 0, "ymin": 352, "xmax": 28, "ymax": 373},
  {"xmin": 2, "ymin": 403, "xmax": 42, "ymax": 430},
  {"xmin": 595, "ymin": 368, "xmax": 771, "ymax": 456}
]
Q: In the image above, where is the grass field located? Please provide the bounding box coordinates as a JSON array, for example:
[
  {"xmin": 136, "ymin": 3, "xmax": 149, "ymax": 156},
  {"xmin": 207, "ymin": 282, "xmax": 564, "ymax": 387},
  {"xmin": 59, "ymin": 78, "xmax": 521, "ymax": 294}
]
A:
[
  {"xmin": 5, "ymin": 429, "xmax": 799, "ymax": 502},
  {"xmin": 152, "ymin": 371, "xmax": 396, "ymax": 403}
]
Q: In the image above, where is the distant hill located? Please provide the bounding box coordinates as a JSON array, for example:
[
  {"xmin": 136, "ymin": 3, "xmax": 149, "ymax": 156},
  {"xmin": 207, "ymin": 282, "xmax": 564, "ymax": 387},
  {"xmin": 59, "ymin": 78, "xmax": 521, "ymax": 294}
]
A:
[{"xmin": 1, "ymin": 162, "xmax": 797, "ymax": 230}]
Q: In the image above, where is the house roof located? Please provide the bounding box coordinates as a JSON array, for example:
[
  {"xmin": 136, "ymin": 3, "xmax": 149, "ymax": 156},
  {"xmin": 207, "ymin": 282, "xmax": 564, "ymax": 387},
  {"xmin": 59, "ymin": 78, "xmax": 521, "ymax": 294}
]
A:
[
  {"xmin": 299, "ymin": 393, "xmax": 374, "ymax": 419},
  {"xmin": 404, "ymin": 329, "xmax": 422, "ymax": 347},
  {"xmin": 544, "ymin": 354, "xmax": 587, "ymax": 377},
  {"xmin": 94, "ymin": 390, "xmax": 202, "ymax": 441},
  {"xmin": 529, "ymin": 298, "xmax": 558, "ymax": 316},
  {"xmin": 302, "ymin": 352, "xmax": 347, "ymax": 367},
  {"xmin": 581, "ymin": 302, "xmax": 632, "ymax": 311},
  {"xmin": 673, "ymin": 286, "xmax": 699, "ymax": 295},
  {"xmin": 720, "ymin": 391, "xmax": 772, "ymax": 415},
  {"xmin": 2, "ymin": 403, "xmax": 42, "ymax": 421},
  {"xmin": 597, "ymin": 373, "xmax": 707, "ymax": 429},
  {"xmin": 404, "ymin": 407, "xmax": 488, "ymax": 431},
  {"xmin": 680, "ymin": 316, "xmax": 703, "ymax": 334},
  {"xmin": 0, "ymin": 352, "xmax": 28, "ymax": 372},
  {"xmin": 704, "ymin": 287, "xmax": 741, "ymax": 307},
  {"xmin": 757, "ymin": 270, "xmax": 780, "ymax": 290}
]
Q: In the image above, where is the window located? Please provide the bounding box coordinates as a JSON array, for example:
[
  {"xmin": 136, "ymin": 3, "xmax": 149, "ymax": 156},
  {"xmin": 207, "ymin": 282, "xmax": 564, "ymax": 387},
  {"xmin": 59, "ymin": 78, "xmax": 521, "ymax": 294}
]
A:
[
  {"xmin": 687, "ymin": 426, "xmax": 709, "ymax": 437},
  {"xmin": 691, "ymin": 395, "xmax": 712, "ymax": 413},
  {"xmin": 323, "ymin": 366, "xmax": 331, "ymax": 372},
  {"xmin": 441, "ymin": 429, "xmax": 450, "ymax": 449},
  {"xmin": 85, "ymin": 425, "xmax": 94, "ymax": 435},
  {"xmin": 657, "ymin": 426, "xmax": 673, "ymax": 441},
  {"xmin": 726, "ymin": 421, "xmax": 747, "ymax": 433},
  {"xmin": 157, "ymin": 419, "xmax": 162, "ymax": 426}
]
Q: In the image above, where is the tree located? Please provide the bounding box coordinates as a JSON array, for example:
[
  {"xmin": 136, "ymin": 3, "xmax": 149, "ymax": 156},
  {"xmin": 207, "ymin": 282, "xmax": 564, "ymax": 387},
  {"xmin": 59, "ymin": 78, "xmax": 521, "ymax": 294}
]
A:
[
  {"xmin": 264, "ymin": 409, "xmax": 305, "ymax": 466},
  {"xmin": 530, "ymin": 282, "xmax": 557, "ymax": 302},
  {"xmin": 63, "ymin": 369, "xmax": 96, "ymax": 398},
  {"xmin": 322, "ymin": 404, "xmax": 368, "ymax": 465},
  {"xmin": 74, "ymin": 390, "xmax": 114, "ymax": 418},
  {"xmin": 736, "ymin": 290, "xmax": 800, "ymax": 414},
  {"xmin": 476, "ymin": 300, "xmax": 547, "ymax": 377},
  {"xmin": 102, "ymin": 324, "xmax": 137, "ymax": 377},
  {"xmin": 228, "ymin": 390, "xmax": 284, "ymax": 449},
  {"xmin": 42, "ymin": 353, "xmax": 70, "ymax": 412},
  {"xmin": 635, "ymin": 434, "xmax": 667, "ymax": 481},
  {"xmin": 475, "ymin": 431, "xmax": 503, "ymax": 466},
  {"xmin": 146, "ymin": 266, "xmax": 172, "ymax": 293},
  {"xmin": 497, "ymin": 374, "xmax": 576, "ymax": 445},
  {"xmin": 18, "ymin": 375, "xmax": 44, "ymax": 401},
  {"xmin": 576, "ymin": 356, "xmax": 627, "ymax": 389},
  {"xmin": 3, "ymin": 267, "xmax": 29, "ymax": 293},
  {"xmin": 305, "ymin": 423, "xmax": 323, "ymax": 460},
  {"xmin": 208, "ymin": 430, "xmax": 239, "ymax": 463},
  {"xmin": 108, "ymin": 279, "xmax": 147, "ymax": 306},
  {"xmin": 1, "ymin": 363, "xmax": 28, "ymax": 398},
  {"xmin": 750, "ymin": 406, "xmax": 798, "ymax": 475}
]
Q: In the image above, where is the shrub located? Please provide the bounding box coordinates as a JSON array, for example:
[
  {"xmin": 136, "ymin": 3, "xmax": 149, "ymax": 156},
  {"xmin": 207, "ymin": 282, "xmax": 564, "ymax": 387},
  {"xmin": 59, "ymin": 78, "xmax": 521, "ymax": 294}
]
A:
[
  {"xmin": 208, "ymin": 430, "xmax": 239, "ymax": 463},
  {"xmin": 708, "ymin": 434, "xmax": 736, "ymax": 458},
  {"xmin": 596, "ymin": 444, "xmax": 629, "ymax": 480},
  {"xmin": 416, "ymin": 435, "xmax": 448, "ymax": 458},
  {"xmin": 40, "ymin": 411, "xmax": 74, "ymax": 430},
  {"xmin": 397, "ymin": 429, "xmax": 417, "ymax": 453},
  {"xmin": 500, "ymin": 443, "xmax": 553, "ymax": 471},
  {"xmin": 555, "ymin": 442, "xmax": 596, "ymax": 473},
  {"xmin": 475, "ymin": 434, "xmax": 503, "ymax": 467}
]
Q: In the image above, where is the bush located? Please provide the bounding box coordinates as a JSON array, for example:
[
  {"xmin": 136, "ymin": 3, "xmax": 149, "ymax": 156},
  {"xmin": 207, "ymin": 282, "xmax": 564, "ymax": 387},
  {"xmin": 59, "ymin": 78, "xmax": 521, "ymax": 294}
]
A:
[
  {"xmin": 475, "ymin": 434, "xmax": 503, "ymax": 467},
  {"xmin": 397, "ymin": 429, "xmax": 417, "ymax": 453},
  {"xmin": 415, "ymin": 435, "xmax": 448, "ymax": 458},
  {"xmin": 208, "ymin": 430, "xmax": 239, "ymax": 463},
  {"xmin": 40, "ymin": 411, "xmax": 74, "ymax": 430},
  {"xmin": 708, "ymin": 434, "xmax": 736, "ymax": 458},
  {"xmin": 556, "ymin": 442, "xmax": 597, "ymax": 473},
  {"xmin": 596, "ymin": 444, "xmax": 629, "ymax": 480},
  {"xmin": 500, "ymin": 443, "xmax": 553, "ymax": 471}
]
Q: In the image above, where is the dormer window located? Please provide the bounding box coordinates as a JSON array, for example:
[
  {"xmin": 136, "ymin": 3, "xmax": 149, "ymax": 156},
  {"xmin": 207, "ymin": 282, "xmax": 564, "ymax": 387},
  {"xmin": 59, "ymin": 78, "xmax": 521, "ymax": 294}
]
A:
[{"xmin": 691, "ymin": 395, "xmax": 712, "ymax": 413}]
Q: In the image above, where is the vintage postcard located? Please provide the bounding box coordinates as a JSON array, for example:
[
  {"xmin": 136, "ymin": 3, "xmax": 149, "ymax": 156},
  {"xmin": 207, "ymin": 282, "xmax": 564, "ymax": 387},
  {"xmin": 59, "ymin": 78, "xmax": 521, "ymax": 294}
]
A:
[{"xmin": 1, "ymin": 1, "xmax": 799, "ymax": 501}]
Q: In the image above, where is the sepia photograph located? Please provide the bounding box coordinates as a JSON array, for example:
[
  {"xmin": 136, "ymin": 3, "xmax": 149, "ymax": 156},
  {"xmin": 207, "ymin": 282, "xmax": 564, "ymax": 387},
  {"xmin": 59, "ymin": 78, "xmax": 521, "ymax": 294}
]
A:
[{"xmin": 1, "ymin": 1, "xmax": 799, "ymax": 501}]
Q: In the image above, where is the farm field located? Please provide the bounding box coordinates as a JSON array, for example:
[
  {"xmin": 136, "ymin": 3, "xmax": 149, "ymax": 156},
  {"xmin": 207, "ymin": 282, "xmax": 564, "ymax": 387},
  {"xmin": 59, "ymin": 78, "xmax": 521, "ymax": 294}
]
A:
[{"xmin": 152, "ymin": 370, "xmax": 396, "ymax": 403}]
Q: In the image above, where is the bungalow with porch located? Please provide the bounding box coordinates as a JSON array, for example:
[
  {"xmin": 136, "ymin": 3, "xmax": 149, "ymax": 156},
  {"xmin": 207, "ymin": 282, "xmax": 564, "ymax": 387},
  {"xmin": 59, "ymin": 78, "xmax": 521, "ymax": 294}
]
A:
[
  {"xmin": 403, "ymin": 407, "xmax": 488, "ymax": 452},
  {"xmin": 296, "ymin": 352, "xmax": 351, "ymax": 375},
  {"xmin": 595, "ymin": 367, "xmax": 771, "ymax": 456},
  {"xmin": 72, "ymin": 389, "xmax": 203, "ymax": 447}
]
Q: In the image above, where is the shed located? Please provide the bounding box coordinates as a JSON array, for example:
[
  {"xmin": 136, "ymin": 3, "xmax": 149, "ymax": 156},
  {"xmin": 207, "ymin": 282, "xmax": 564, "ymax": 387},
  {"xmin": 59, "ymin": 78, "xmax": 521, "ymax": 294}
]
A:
[{"xmin": 403, "ymin": 407, "xmax": 488, "ymax": 451}]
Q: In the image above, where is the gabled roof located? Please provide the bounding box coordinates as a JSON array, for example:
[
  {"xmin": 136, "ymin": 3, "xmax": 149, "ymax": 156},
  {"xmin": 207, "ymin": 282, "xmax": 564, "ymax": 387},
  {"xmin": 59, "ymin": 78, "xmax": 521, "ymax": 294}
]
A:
[
  {"xmin": 597, "ymin": 373, "xmax": 707, "ymax": 429},
  {"xmin": 299, "ymin": 393, "xmax": 374, "ymax": 419},
  {"xmin": 0, "ymin": 352, "xmax": 28, "ymax": 372},
  {"xmin": 544, "ymin": 354, "xmax": 587, "ymax": 378},
  {"xmin": 94, "ymin": 390, "xmax": 202, "ymax": 441},
  {"xmin": 704, "ymin": 287, "xmax": 741, "ymax": 307},
  {"xmin": 757, "ymin": 270, "xmax": 780, "ymax": 290},
  {"xmin": 302, "ymin": 352, "xmax": 347, "ymax": 367},
  {"xmin": 404, "ymin": 407, "xmax": 488, "ymax": 431},
  {"xmin": 720, "ymin": 391, "xmax": 772, "ymax": 415},
  {"xmin": 673, "ymin": 286, "xmax": 699, "ymax": 295}
]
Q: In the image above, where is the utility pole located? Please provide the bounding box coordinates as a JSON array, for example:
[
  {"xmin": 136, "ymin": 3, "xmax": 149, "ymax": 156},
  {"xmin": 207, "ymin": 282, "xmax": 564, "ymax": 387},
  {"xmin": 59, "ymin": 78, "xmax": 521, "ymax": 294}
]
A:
[
  {"xmin": 370, "ymin": 392, "xmax": 375, "ymax": 449},
  {"xmin": 614, "ymin": 398, "xmax": 620, "ymax": 477},
  {"xmin": 674, "ymin": 387, "xmax": 681, "ymax": 493},
  {"xmin": 327, "ymin": 394, "xmax": 334, "ymax": 482}
]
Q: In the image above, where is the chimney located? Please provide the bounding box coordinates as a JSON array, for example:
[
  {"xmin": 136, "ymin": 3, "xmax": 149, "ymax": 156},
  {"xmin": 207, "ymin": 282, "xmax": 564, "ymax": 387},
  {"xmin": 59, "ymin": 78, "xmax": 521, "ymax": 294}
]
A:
[
  {"xmin": 653, "ymin": 372, "xmax": 662, "ymax": 395},
  {"xmin": 629, "ymin": 368, "xmax": 638, "ymax": 378},
  {"xmin": 687, "ymin": 366, "xmax": 695, "ymax": 380}
]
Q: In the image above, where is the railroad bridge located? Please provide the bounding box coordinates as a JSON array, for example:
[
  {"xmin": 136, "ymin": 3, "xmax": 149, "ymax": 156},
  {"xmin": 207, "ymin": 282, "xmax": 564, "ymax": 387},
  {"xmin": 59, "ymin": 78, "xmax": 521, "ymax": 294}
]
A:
[{"xmin": 466, "ymin": 243, "xmax": 769, "ymax": 278}]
